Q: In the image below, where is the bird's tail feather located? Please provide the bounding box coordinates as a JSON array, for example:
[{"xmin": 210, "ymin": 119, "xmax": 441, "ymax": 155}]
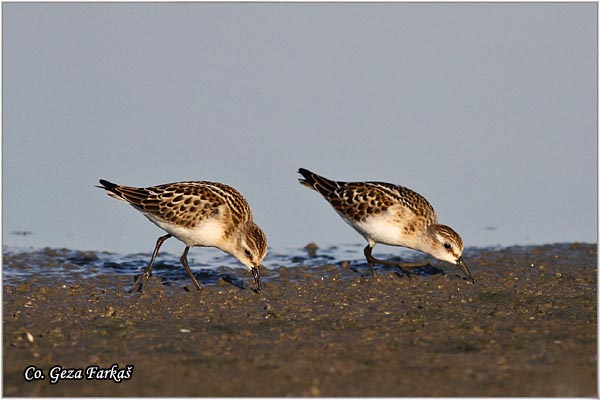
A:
[
  {"xmin": 97, "ymin": 179, "xmax": 152, "ymax": 207},
  {"xmin": 298, "ymin": 168, "xmax": 342, "ymax": 195},
  {"xmin": 96, "ymin": 179, "xmax": 129, "ymax": 202}
]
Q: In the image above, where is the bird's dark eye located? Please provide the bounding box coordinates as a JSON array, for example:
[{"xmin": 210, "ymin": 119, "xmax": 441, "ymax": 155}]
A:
[
  {"xmin": 444, "ymin": 243, "xmax": 452, "ymax": 250},
  {"xmin": 244, "ymin": 249, "xmax": 252, "ymax": 258}
]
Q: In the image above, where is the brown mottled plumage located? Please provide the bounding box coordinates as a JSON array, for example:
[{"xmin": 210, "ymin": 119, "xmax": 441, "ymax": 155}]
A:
[
  {"xmin": 101, "ymin": 181, "xmax": 252, "ymax": 230},
  {"xmin": 298, "ymin": 168, "xmax": 473, "ymax": 283},
  {"xmin": 97, "ymin": 179, "xmax": 267, "ymax": 292}
]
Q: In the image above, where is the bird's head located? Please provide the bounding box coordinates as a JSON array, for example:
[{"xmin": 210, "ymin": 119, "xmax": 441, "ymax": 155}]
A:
[
  {"xmin": 233, "ymin": 221, "xmax": 267, "ymax": 291},
  {"xmin": 427, "ymin": 224, "xmax": 474, "ymax": 283}
]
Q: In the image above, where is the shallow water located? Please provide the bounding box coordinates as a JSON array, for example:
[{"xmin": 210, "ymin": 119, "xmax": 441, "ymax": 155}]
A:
[
  {"xmin": 0, "ymin": 242, "xmax": 580, "ymax": 290},
  {"xmin": 1, "ymin": 244, "xmax": 343, "ymax": 287}
]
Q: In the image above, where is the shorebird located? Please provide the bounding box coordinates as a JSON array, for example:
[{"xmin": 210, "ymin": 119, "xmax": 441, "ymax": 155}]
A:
[
  {"xmin": 298, "ymin": 168, "xmax": 474, "ymax": 283},
  {"xmin": 97, "ymin": 179, "xmax": 267, "ymax": 292}
]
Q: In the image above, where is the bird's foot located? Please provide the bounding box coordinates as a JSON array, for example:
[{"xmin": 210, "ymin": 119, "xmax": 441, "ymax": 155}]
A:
[{"xmin": 130, "ymin": 271, "xmax": 151, "ymax": 293}]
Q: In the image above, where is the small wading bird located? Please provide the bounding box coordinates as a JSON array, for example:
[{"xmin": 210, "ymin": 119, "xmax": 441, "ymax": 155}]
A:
[
  {"xmin": 298, "ymin": 168, "xmax": 474, "ymax": 283},
  {"xmin": 97, "ymin": 179, "xmax": 267, "ymax": 292}
]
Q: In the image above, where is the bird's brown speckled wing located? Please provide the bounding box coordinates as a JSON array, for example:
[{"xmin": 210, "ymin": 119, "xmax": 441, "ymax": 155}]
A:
[
  {"xmin": 325, "ymin": 181, "xmax": 437, "ymax": 224},
  {"xmin": 102, "ymin": 181, "xmax": 252, "ymax": 229}
]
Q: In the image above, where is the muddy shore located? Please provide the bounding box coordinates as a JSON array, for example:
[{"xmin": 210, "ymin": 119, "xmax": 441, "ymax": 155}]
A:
[{"xmin": 3, "ymin": 243, "xmax": 597, "ymax": 396}]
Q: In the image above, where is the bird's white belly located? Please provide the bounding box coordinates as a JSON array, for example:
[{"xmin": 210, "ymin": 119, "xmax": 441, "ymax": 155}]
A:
[
  {"xmin": 340, "ymin": 212, "xmax": 423, "ymax": 249},
  {"xmin": 145, "ymin": 214, "xmax": 225, "ymax": 248}
]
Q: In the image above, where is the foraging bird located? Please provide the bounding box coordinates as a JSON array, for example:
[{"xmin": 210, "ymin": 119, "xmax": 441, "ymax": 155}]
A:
[
  {"xmin": 97, "ymin": 179, "xmax": 267, "ymax": 292},
  {"xmin": 298, "ymin": 168, "xmax": 474, "ymax": 283}
]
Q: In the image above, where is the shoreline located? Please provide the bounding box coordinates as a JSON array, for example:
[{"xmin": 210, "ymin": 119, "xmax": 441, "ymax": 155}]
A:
[{"xmin": 3, "ymin": 243, "xmax": 597, "ymax": 396}]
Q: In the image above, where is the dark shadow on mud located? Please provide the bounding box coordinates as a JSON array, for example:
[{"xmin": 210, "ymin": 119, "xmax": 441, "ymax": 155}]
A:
[
  {"xmin": 127, "ymin": 262, "xmax": 248, "ymax": 291},
  {"xmin": 347, "ymin": 261, "xmax": 446, "ymax": 279}
]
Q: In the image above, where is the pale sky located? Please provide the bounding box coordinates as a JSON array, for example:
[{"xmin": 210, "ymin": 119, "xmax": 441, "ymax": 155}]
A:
[{"xmin": 3, "ymin": 3, "xmax": 597, "ymax": 256}]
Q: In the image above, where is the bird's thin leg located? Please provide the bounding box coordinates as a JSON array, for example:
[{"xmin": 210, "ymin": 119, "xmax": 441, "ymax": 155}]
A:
[
  {"xmin": 364, "ymin": 244, "xmax": 428, "ymax": 277},
  {"xmin": 180, "ymin": 246, "xmax": 202, "ymax": 290},
  {"xmin": 132, "ymin": 233, "xmax": 172, "ymax": 293},
  {"xmin": 363, "ymin": 245, "xmax": 378, "ymax": 277}
]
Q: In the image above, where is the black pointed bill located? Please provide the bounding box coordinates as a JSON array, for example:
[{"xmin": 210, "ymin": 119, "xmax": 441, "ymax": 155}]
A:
[
  {"xmin": 456, "ymin": 257, "xmax": 475, "ymax": 283},
  {"xmin": 251, "ymin": 266, "xmax": 262, "ymax": 291}
]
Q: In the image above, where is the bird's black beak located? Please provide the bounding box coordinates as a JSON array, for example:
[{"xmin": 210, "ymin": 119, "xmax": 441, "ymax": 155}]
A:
[
  {"xmin": 251, "ymin": 266, "xmax": 262, "ymax": 291},
  {"xmin": 456, "ymin": 257, "xmax": 475, "ymax": 283}
]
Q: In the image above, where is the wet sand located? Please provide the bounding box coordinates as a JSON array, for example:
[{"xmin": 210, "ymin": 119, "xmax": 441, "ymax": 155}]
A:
[{"xmin": 3, "ymin": 243, "xmax": 597, "ymax": 396}]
